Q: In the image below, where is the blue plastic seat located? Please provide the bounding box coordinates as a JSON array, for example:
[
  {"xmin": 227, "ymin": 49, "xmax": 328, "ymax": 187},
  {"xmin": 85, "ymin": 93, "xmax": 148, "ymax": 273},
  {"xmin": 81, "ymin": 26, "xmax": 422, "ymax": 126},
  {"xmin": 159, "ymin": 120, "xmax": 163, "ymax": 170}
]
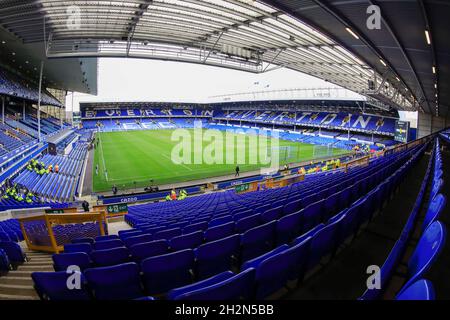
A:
[
  {"xmin": 241, "ymin": 245, "xmax": 289, "ymax": 270},
  {"xmin": 422, "ymin": 194, "xmax": 446, "ymax": 231},
  {"xmin": 233, "ymin": 209, "xmax": 254, "ymax": 222},
  {"xmin": 396, "ymin": 279, "xmax": 435, "ymax": 300},
  {"xmin": 235, "ymin": 214, "xmax": 261, "ymax": 233},
  {"xmin": 400, "ymin": 221, "xmax": 446, "ymax": 292},
  {"xmin": 0, "ymin": 248, "xmax": 11, "ymax": 271},
  {"xmin": 95, "ymin": 234, "xmax": 119, "ymax": 242},
  {"xmin": 90, "ymin": 247, "xmax": 130, "ymax": 267},
  {"xmin": 123, "ymin": 234, "xmax": 153, "ymax": 248},
  {"xmin": 93, "ymin": 239, "xmax": 124, "ymax": 251},
  {"xmin": 64, "ymin": 243, "xmax": 92, "ymax": 255},
  {"xmin": 204, "ymin": 222, "xmax": 235, "ymax": 242},
  {"xmin": 306, "ymin": 214, "xmax": 345, "ymax": 271},
  {"xmin": 141, "ymin": 249, "xmax": 195, "ymax": 294},
  {"xmin": 261, "ymin": 206, "xmax": 282, "ymax": 223},
  {"xmin": 0, "ymin": 241, "xmax": 26, "ymax": 263},
  {"xmin": 183, "ymin": 221, "xmax": 208, "ymax": 234},
  {"xmin": 323, "ymin": 193, "xmax": 340, "ymax": 221},
  {"xmin": 300, "ymin": 200, "xmax": 324, "ymax": 234},
  {"xmin": 240, "ymin": 221, "xmax": 275, "ymax": 262},
  {"xmin": 209, "ymin": 216, "xmax": 234, "ymax": 228},
  {"xmin": 0, "ymin": 232, "xmax": 11, "ymax": 242},
  {"xmin": 283, "ymin": 199, "xmax": 302, "ymax": 216},
  {"xmin": 168, "ymin": 271, "xmax": 234, "ymax": 300},
  {"xmin": 52, "ymin": 252, "xmax": 91, "ymax": 271},
  {"xmin": 118, "ymin": 230, "xmax": 144, "ymax": 240},
  {"xmin": 429, "ymin": 179, "xmax": 443, "ymax": 200},
  {"xmin": 254, "ymin": 237, "xmax": 311, "ymax": 299},
  {"xmin": 129, "ymin": 240, "xmax": 169, "ymax": 262},
  {"xmin": 85, "ymin": 262, "xmax": 145, "ymax": 300},
  {"xmin": 71, "ymin": 237, "xmax": 94, "ymax": 244},
  {"xmin": 275, "ymin": 211, "xmax": 302, "ymax": 245},
  {"xmin": 170, "ymin": 231, "xmax": 203, "ymax": 251},
  {"xmin": 195, "ymin": 234, "xmax": 240, "ymax": 280},
  {"xmin": 153, "ymin": 227, "xmax": 182, "ymax": 241},
  {"xmin": 254, "ymin": 251, "xmax": 289, "ymax": 299},
  {"xmin": 172, "ymin": 268, "xmax": 256, "ymax": 300},
  {"xmin": 32, "ymin": 271, "xmax": 91, "ymax": 300}
]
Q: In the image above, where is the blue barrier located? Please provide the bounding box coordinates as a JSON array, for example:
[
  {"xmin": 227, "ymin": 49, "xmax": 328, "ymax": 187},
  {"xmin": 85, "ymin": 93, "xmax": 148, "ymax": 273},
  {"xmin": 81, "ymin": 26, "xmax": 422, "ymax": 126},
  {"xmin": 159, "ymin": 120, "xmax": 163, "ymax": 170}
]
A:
[{"xmin": 101, "ymin": 185, "xmax": 203, "ymax": 205}]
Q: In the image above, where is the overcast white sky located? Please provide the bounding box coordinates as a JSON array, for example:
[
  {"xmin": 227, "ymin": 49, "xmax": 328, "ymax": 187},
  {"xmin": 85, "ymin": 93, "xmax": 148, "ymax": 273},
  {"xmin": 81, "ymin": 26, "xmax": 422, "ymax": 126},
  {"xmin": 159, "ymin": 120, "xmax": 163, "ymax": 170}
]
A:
[
  {"xmin": 65, "ymin": 58, "xmax": 358, "ymax": 111},
  {"xmin": 65, "ymin": 58, "xmax": 417, "ymax": 126}
]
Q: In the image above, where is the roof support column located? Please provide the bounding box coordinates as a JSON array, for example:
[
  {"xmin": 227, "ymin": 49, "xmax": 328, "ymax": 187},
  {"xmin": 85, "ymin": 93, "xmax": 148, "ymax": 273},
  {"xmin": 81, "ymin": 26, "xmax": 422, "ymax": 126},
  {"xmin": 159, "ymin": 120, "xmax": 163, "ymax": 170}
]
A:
[
  {"xmin": 23, "ymin": 100, "xmax": 26, "ymax": 121},
  {"xmin": 37, "ymin": 60, "xmax": 44, "ymax": 143}
]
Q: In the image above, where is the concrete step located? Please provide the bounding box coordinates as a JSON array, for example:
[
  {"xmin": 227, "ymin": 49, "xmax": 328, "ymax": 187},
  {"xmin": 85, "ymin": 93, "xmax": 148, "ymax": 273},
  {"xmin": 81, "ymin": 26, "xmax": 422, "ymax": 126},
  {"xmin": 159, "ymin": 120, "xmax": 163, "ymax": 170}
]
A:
[
  {"xmin": 25, "ymin": 261, "xmax": 53, "ymax": 266},
  {"xmin": 17, "ymin": 265, "xmax": 53, "ymax": 271},
  {"xmin": 0, "ymin": 276, "xmax": 34, "ymax": 285},
  {"xmin": 0, "ymin": 283, "xmax": 37, "ymax": 296},
  {"xmin": 0, "ymin": 293, "xmax": 39, "ymax": 300},
  {"xmin": 7, "ymin": 270, "xmax": 34, "ymax": 276}
]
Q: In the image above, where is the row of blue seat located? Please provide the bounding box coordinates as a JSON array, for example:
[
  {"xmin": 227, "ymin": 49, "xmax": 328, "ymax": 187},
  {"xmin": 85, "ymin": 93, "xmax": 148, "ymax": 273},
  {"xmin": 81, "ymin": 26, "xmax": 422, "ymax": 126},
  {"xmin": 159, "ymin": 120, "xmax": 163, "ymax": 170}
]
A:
[
  {"xmin": 360, "ymin": 137, "xmax": 447, "ymax": 300},
  {"xmin": 31, "ymin": 141, "xmax": 426, "ymax": 300}
]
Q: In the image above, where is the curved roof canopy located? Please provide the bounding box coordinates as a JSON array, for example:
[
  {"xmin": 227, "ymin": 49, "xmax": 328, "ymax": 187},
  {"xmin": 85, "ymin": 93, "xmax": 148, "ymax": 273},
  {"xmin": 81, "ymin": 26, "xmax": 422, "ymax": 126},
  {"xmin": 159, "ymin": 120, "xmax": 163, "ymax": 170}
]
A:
[{"xmin": 0, "ymin": 0, "xmax": 446, "ymax": 115}]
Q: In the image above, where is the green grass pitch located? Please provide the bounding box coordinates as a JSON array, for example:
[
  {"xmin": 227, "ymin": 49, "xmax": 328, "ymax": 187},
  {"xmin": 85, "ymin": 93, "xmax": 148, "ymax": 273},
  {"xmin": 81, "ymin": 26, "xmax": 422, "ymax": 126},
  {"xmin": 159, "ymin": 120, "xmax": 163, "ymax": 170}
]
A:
[{"xmin": 92, "ymin": 129, "xmax": 349, "ymax": 192}]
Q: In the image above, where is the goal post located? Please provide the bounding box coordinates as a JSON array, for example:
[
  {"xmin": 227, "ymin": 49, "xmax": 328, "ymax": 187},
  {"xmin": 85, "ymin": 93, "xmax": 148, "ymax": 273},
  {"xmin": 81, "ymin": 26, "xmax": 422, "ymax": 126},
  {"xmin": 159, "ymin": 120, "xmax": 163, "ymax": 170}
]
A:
[
  {"xmin": 312, "ymin": 143, "xmax": 334, "ymax": 160},
  {"xmin": 268, "ymin": 145, "xmax": 299, "ymax": 162}
]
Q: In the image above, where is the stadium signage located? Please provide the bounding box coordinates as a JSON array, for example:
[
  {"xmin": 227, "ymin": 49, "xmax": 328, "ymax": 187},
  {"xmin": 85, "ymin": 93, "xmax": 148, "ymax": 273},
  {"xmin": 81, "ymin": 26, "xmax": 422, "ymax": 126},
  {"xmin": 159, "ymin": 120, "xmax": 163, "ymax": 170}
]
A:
[
  {"xmin": 45, "ymin": 209, "xmax": 65, "ymax": 214},
  {"xmin": 107, "ymin": 203, "xmax": 128, "ymax": 214}
]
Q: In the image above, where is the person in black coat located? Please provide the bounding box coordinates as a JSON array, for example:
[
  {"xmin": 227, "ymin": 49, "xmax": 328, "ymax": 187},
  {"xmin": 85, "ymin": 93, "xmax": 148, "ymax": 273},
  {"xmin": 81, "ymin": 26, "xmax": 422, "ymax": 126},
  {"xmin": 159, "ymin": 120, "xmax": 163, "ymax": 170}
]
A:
[{"xmin": 82, "ymin": 200, "xmax": 90, "ymax": 212}]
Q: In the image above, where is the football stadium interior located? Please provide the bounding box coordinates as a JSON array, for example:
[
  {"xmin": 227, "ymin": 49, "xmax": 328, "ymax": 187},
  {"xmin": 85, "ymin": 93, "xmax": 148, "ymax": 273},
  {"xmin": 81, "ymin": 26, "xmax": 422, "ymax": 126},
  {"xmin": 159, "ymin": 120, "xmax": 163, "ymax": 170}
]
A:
[{"xmin": 0, "ymin": 0, "xmax": 450, "ymax": 306}]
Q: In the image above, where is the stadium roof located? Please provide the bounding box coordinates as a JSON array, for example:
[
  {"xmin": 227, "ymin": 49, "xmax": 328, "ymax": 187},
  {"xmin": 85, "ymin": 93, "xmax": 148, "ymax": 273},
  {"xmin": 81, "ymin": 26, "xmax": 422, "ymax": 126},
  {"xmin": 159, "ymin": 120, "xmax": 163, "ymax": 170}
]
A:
[{"xmin": 0, "ymin": 0, "xmax": 447, "ymax": 116}]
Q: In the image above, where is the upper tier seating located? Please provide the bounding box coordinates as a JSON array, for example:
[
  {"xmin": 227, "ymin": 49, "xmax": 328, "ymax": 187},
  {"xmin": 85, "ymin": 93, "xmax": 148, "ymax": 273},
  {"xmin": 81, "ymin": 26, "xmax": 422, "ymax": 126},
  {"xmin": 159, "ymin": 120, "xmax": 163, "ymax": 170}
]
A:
[{"xmin": 0, "ymin": 67, "xmax": 61, "ymax": 106}]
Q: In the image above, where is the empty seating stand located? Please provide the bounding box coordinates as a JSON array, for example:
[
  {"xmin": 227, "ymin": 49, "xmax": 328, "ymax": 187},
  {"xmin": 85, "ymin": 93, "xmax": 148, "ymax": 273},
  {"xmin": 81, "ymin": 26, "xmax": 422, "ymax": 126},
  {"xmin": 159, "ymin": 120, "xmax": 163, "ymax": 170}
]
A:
[{"xmin": 29, "ymin": 140, "xmax": 436, "ymax": 300}]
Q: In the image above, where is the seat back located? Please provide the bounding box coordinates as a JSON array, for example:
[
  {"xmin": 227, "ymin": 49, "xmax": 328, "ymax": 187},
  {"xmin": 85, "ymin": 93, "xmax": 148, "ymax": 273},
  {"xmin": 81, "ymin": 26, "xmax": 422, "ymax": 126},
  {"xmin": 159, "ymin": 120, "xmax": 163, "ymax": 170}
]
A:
[
  {"xmin": 85, "ymin": 262, "xmax": 143, "ymax": 300},
  {"xmin": 0, "ymin": 241, "xmax": 25, "ymax": 262},
  {"xmin": 275, "ymin": 211, "xmax": 302, "ymax": 245},
  {"xmin": 63, "ymin": 243, "xmax": 92, "ymax": 255},
  {"xmin": 307, "ymin": 214, "xmax": 345, "ymax": 270},
  {"xmin": 405, "ymin": 221, "xmax": 446, "ymax": 289},
  {"xmin": 141, "ymin": 249, "xmax": 195, "ymax": 294},
  {"xmin": 396, "ymin": 279, "xmax": 435, "ymax": 300},
  {"xmin": 72, "ymin": 237, "xmax": 94, "ymax": 244},
  {"xmin": 183, "ymin": 221, "xmax": 208, "ymax": 234},
  {"xmin": 90, "ymin": 247, "xmax": 130, "ymax": 267},
  {"xmin": 173, "ymin": 268, "xmax": 256, "ymax": 300},
  {"xmin": 93, "ymin": 239, "xmax": 124, "ymax": 251},
  {"xmin": 422, "ymin": 194, "xmax": 446, "ymax": 231},
  {"xmin": 0, "ymin": 249, "xmax": 11, "ymax": 271},
  {"xmin": 123, "ymin": 234, "xmax": 153, "ymax": 248},
  {"xmin": 32, "ymin": 271, "xmax": 91, "ymax": 300},
  {"xmin": 300, "ymin": 200, "xmax": 324, "ymax": 233},
  {"xmin": 261, "ymin": 206, "xmax": 283, "ymax": 223},
  {"xmin": 170, "ymin": 231, "xmax": 203, "ymax": 251},
  {"xmin": 195, "ymin": 234, "xmax": 240, "ymax": 279},
  {"xmin": 241, "ymin": 221, "xmax": 276, "ymax": 262},
  {"xmin": 153, "ymin": 227, "xmax": 182, "ymax": 241},
  {"xmin": 129, "ymin": 240, "xmax": 169, "ymax": 262},
  {"xmin": 235, "ymin": 214, "xmax": 261, "ymax": 234},
  {"xmin": 204, "ymin": 222, "xmax": 235, "ymax": 242},
  {"xmin": 52, "ymin": 252, "xmax": 91, "ymax": 271},
  {"xmin": 95, "ymin": 234, "xmax": 119, "ymax": 242}
]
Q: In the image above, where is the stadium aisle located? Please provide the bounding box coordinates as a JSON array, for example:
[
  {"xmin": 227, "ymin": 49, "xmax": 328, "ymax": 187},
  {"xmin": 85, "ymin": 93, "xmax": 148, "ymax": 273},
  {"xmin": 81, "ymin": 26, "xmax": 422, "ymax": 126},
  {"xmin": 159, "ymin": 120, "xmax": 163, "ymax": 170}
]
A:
[
  {"xmin": 418, "ymin": 139, "xmax": 450, "ymax": 299},
  {"xmin": 285, "ymin": 149, "xmax": 431, "ymax": 299}
]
